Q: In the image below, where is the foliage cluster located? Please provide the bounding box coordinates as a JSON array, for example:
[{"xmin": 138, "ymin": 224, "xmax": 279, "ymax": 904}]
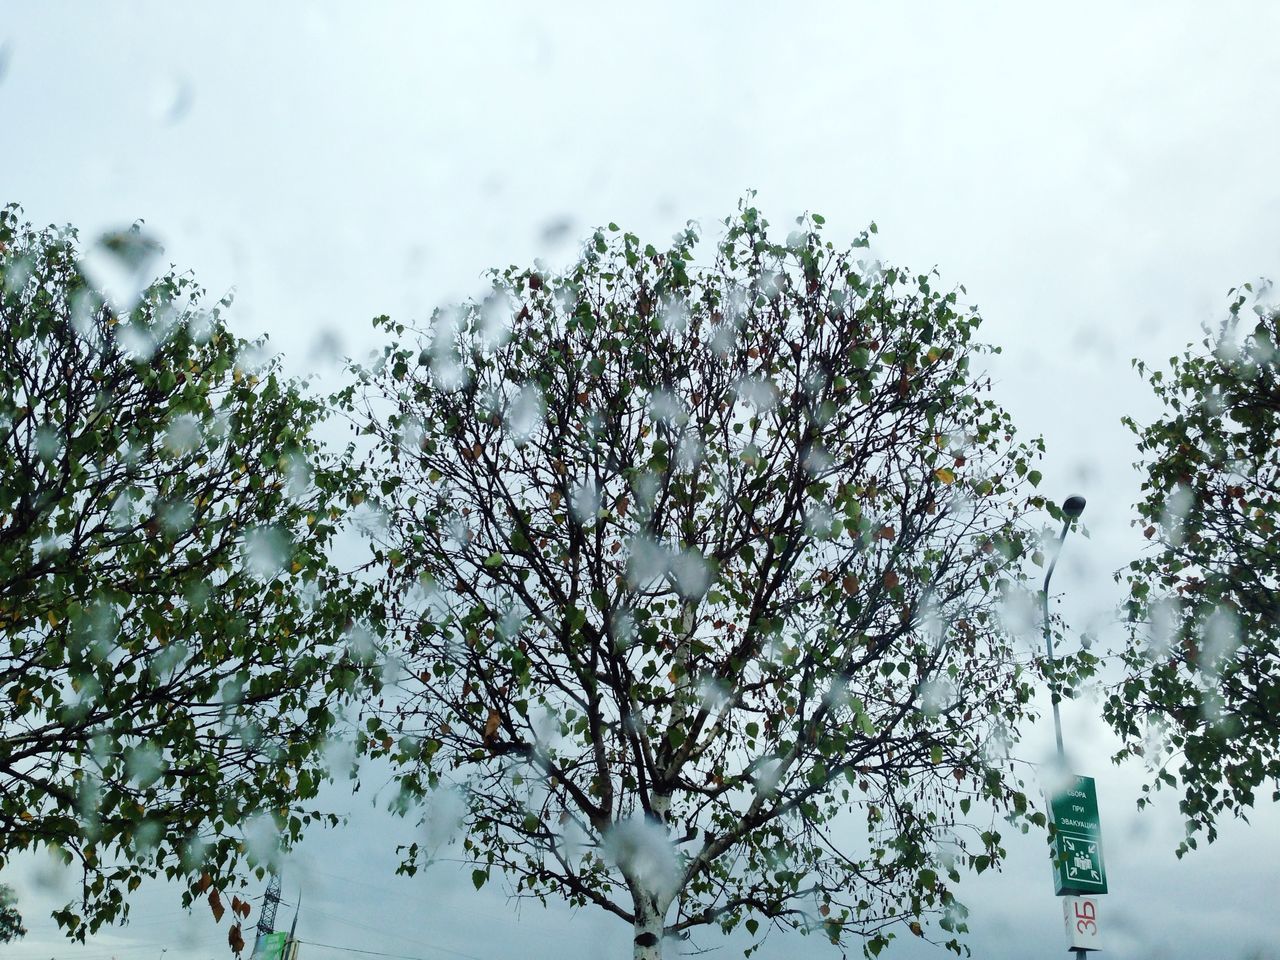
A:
[
  {"xmin": 0, "ymin": 205, "xmax": 367, "ymax": 946},
  {"xmin": 1108, "ymin": 284, "xmax": 1280, "ymax": 854}
]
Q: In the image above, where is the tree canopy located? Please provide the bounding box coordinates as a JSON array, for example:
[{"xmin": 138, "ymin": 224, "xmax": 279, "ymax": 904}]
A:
[
  {"xmin": 1107, "ymin": 283, "xmax": 1280, "ymax": 854},
  {"xmin": 0, "ymin": 204, "xmax": 367, "ymax": 947},
  {"xmin": 0, "ymin": 882, "xmax": 25, "ymax": 944},
  {"xmin": 343, "ymin": 203, "xmax": 1057, "ymax": 959}
]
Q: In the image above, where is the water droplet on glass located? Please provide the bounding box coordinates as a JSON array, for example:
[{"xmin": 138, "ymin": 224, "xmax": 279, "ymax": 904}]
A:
[
  {"xmin": 676, "ymin": 435, "xmax": 703, "ymax": 471},
  {"xmin": 429, "ymin": 306, "xmax": 469, "ymax": 392},
  {"xmin": 539, "ymin": 217, "xmax": 574, "ymax": 247},
  {"xmin": 352, "ymin": 501, "xmax": 390, "ymax": 539},
  {"xmin": 570, "ymin": 478, "xmax": 600, "ymax": 524},
  {"xmin": 671, "ymin": 549, "xmax": 713, "ymax": 600},
  {"xmin": 803, "ymin": 443, "xmax": 833, "ymax": 476},
  {"xmin": 735, "ymin": 376, "xmax": 779, "ymax": 412},
  {"xmin": 659, "ymin": 298, "xmax": 688, "ymax": 333},
  {"xmin": 1198, "ymin": 605, "xmax": 1240, "ymax": 677},
  {"xmin": 626, "ymin": 535, "xmax": 670, "ymax": 590},
  {"xmin": 70, "ymin": 287, "xmax": 104, "ymax": 338},
  {"xmin": 164, "ymin": 413, "xmax": 202, "ymax": 455},
  {"xmin": 181, "ymin": 833, "xmax": 209, "ymax": 872},
  {"xmin": 187, "ymin": 309, "xmax": 215, "ymax": 343},
  {"xmin": 611, "ymin": 608, "xmax": 636, "ymax": 650},
  {"xmin": 132, "ymin": 818, "xmax": 163, "ymax": 853},
  {"xmin": 150, "ymin": 73, "xmax": 193, "ymax": 125},
  {"xmin": 497, "ymin": 604, "xmax": 528, "ymax": 640},
  {"xmin": 648, "ymin": 390, "xmax": 687, "ymax": 427},
  {"xmin": 29, "ymin": 846, "xmax": 72, "ymax": 897},
  {"xmin": 284, "ymin": 452, "xmax": 313, "ymax": 498},
  {"xmin": 236, "ymin": 340, "xmax": 273, "ymax": 377},
  {"xmin": 242, "ymin": 812, "xmax": 283, "ymax": 870},
  {"xmin": 917, "ymin": 678, "xmax": 956, "ymax": 718},
  {"xmin": 34, "ymin": 423, "xmax": 60, "ymax": 462},
  {"xmin": 150, "ymin": 640, "xmax": 190, "ymax": 683},
  {"xmin": 243, "ymin": 525, "xmax": 291, "ymax": 580},
  {"xmin": 307, "ymin": 327, "xmax": 345, "ymax": 369},
  {"xmin": 79, "ymin": 226, "xmax": 163, "ymax": 317},
  {"xmin": 2, "ymin": 254, "xmax": 33, "ymax": 295},
  {"xmin": 506, "ymin": 383, "xmax": 545, "ymax": 445},
  {"xmin": 697, "ymin": 677, "xmax": 731, "ymax": 712},
  {"xmin": 601, "ymin": 816, "xmax": 680, "ymax": 902},
  {"xmin": 421, "ymin": 785, "xmax": 467, "ymax": 852},
  {"xmin": 479, "ymin": 289, "xmax": 514, "ymax": 351},
  {"xmin": 324, "ymin": 733, "xmax": 358, "ymax": 780},
  {"xmin": 805, "ymin": 503, "xmax": 836, "ymax": 539},
  {"xmin": 753, "ymin": 757, "xmax": 784, "ymax": 797},
  {"xmin": 345, "ymin": 623, "xmax": 378, "ymax": 665},
  {"xmin": 710, "ymin": 319, "xmax": 739, "ymax": 357}
]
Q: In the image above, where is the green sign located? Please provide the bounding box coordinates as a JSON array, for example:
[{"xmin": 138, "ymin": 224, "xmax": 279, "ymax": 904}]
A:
[
  {"xmin": 254, "ymin": 931, "xmax": 288, "ymax": 960},
  {"xmin": 1048, "ymin": 774, "xmax": 1108, "ymax": 895}
]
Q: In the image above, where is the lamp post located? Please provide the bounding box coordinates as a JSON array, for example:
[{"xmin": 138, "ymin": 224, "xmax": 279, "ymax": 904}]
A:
[
  {"xmin": 1041, "ymin": 495, "xmax": 1107, "ymax": 957},
  {"xmin": 1041, "ymin": 494, "xmax": 1086, "ymax": 759}
]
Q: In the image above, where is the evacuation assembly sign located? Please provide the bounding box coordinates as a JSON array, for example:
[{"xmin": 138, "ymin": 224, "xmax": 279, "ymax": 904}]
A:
[
  {"xmin": 1049, "ymin": 775, "xmax": 1108, "ymax": 896},
  {"xmin": 254, "ymin": 931, "xmax": 288, "ymax": 960}
]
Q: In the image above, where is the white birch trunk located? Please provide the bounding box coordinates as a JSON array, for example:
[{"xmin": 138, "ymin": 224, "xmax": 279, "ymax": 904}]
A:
[
  {"xmin": 631, "ymin": 602, "xmax": 691, "ymax": 959},
  {"xmin": 633, "ymin": 897, "xmax": 664, "ymax": 960}
]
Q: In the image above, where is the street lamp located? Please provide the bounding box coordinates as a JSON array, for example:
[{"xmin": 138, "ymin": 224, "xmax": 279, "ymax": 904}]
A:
[
  {"xmin": 1040, "ymin": 495, "xmax": 1107, "ymax": 957},
  {"xmin": 1041, "ymin": 494, "xmax": 1085, "ymax": 759}
]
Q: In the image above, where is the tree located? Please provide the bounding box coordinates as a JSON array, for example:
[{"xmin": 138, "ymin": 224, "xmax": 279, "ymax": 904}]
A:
[
  {"xmin": 0, "ymin": 882, "xmax": 26, "ymax": 944},
  {"xmin": 1107, "ymin": 282, "xmax": 1280, "ymax": 855},
  {"xmin": 343, "ymin": 203, "xmax": 1056, "ymax": 959},
  {"xmin": 0, "ymin": 204, "xmax": 367, "ymax": 946}
]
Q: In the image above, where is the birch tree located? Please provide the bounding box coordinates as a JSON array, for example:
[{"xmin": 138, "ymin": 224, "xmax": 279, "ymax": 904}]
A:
[
  {"xmin": 1108, "ymin": 283, "xmax": 1280, "ymax": 855},
  {"xmin": 345, "ymin": 204, "xmax": 1054, "ymax": 958},
  {"xmin": 0, "ymin": 205, "xmax": 366, "ymax": 949}
]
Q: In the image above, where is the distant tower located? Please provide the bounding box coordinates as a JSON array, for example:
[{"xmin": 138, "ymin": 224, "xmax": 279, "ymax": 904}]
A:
[
  {"xmin": 251, "ymin": 875, "xmax": 283, "ymax": 958},
  {"xmin": 282, "ymin": 894, "xmax": 302, "ymax": 960}
]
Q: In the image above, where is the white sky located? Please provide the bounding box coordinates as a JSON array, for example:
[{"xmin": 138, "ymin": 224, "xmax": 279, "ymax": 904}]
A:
[{"xmin": 2, "ymin": 3, "xmax": 1279, "ymax": 959}]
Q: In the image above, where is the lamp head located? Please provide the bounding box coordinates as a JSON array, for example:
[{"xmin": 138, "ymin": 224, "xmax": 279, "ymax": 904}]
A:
[{"xmin": 1062, "ymin": 495, "xmax": 1087, "ymax": 519}]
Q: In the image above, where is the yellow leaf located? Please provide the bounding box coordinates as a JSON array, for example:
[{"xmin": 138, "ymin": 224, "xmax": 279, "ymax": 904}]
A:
[
  {"xmin": 290, "ymin": 561, "xmax": 302, "ymax": 573},
  {"xmin": 46, "ymin": 611, "xmax": 59, "ymax": 627},
  {"xmin": 483, "ymin": 708, "xmax": 502, "ymax": 741},
  {"xmin": 934, "ymin": 467, "xmax": 955, "ymax": 485}
]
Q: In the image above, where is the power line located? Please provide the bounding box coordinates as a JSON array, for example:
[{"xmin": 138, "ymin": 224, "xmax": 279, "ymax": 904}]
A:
[
  {"xmin": 296, "ymin": 938, "xmax": 491, "ymax": 960},
  {"xmin": 5, "ymin": 931, "xmax": 224, "ymax": 960},
  {"xmin": 298, "ymin": 903, "xmax": 491, "ymax": 959}
]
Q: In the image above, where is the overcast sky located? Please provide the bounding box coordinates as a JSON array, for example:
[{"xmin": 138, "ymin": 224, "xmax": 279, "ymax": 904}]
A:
[{"xmin": 3, "ymin": 3, "xmax": 1279, "ymax": 959}]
